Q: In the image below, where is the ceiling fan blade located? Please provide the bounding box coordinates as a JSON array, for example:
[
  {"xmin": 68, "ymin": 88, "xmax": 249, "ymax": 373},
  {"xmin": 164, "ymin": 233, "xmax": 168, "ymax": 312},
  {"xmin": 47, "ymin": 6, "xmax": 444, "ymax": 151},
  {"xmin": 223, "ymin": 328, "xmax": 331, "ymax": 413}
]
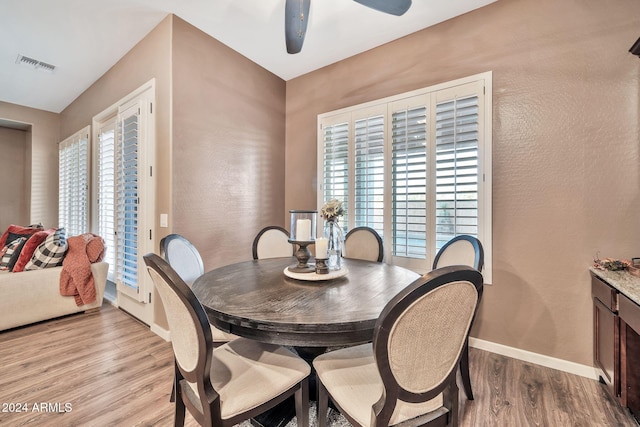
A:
[
  {"xmin": 352, "ymin": 0, "xmax": 412, "ymax": 16},
  {"xmin": 285, "ymin": 0, "xmax": 311, "ymax": 54}
]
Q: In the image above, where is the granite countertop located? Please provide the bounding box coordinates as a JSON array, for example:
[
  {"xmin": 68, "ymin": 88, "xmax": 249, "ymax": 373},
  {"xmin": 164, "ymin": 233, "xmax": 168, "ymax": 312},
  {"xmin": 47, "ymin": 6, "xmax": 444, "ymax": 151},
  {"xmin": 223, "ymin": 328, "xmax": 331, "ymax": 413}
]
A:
[{"xmin": 590, "ymin": 267, "xmax": 640, "ymax": 307}]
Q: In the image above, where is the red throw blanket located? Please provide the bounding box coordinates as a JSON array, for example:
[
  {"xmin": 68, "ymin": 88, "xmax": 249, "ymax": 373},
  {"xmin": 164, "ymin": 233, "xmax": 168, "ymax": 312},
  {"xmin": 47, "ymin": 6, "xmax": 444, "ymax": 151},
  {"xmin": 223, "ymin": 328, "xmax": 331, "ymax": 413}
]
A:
[{"xmin": 60, "ymin": 233, "xmax": 106, "ymax": 306}]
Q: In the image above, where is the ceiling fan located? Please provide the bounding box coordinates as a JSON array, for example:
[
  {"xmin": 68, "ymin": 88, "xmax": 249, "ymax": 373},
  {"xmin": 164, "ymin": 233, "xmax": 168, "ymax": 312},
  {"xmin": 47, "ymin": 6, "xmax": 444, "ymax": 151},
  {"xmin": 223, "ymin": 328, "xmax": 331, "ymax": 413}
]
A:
[{"xmin": 285, "ymin": 0, "xmax": 412, "ymax": 54}]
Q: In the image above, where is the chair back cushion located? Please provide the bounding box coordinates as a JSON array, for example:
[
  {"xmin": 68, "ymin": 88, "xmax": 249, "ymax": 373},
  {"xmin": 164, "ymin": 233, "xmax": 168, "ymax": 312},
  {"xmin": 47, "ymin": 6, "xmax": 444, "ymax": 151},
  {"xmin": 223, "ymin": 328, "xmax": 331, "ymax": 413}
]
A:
[
  {"xmin": 433, "ymin": 235, "xmax": 484, "ymax": 272},
  {"xmin": 253, "ymin": 226, "xmax": 293, "ymax": 259},
  {"xmin": 161, "ymin": 234, "xmax": 204, "ymax": 286},
  {"xmin": 388, "ymin": 280, "xmax": 478, "ymax": 393},
  {"xmin": 374, "ymin": 266, "xmax": 483, "ymax": 401},
  {"xmin": 144, "ymin": 254, "xmax": 210, "ymax": 379},
  {"xmin": 343, "ymin": 227, "xmax": 383, "ymax": 262}
]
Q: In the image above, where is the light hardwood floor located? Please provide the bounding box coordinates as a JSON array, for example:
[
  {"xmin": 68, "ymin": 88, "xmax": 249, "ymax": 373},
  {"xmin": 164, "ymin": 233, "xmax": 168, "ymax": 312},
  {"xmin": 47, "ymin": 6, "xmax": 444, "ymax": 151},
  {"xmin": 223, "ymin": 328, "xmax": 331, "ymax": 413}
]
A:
[{"xmin": 0, "ymin": 304, "xmax": 637, "ymax": 427}]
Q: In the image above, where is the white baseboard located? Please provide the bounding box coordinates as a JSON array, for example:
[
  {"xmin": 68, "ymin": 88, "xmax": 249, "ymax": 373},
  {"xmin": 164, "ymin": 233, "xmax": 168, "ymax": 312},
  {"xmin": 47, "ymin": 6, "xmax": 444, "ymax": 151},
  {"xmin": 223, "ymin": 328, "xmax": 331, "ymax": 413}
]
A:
[
  {"xmin": 151, "ymin": 323, "xmax": 171, "ymax": 342},
  {"xmin": 145, "ymin": 329, "xmax": 597, "ymax": 379},
  {"xmin": 469, "ymin": 337, "xmax": 598, "ymax": 380}
]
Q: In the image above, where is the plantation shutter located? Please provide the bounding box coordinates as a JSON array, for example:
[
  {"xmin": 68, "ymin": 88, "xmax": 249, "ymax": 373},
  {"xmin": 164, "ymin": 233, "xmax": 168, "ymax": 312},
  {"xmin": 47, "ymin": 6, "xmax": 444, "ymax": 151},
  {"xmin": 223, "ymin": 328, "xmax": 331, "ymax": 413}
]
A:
[
  {"xmin": 322, "ymin": 119, "xmax": 350, "ymax": 220},
  {"xmin": 390, "ymin": 101, "xmax": 427, "ymax": 259},
  {"xmin": 97, "ymin": 119, "xmax": 116, "ymax": 281},
  {"xmin": 434, "ymin": 87, "xmax": 480, "ymax": 251},
  {"xmin": 116, "ymin": 103, "xmax": 140, "ymax": 295},
  {"xmin": 58, "ymin": 126, "xmax": 90, "ymax": 237},
  {"xmin": 318, "ymin": 73, "xmax": 491, "ymax": 276},
  {"xmin": 353, "ymin": 114, "xmax": 385, "ymax": 236}
]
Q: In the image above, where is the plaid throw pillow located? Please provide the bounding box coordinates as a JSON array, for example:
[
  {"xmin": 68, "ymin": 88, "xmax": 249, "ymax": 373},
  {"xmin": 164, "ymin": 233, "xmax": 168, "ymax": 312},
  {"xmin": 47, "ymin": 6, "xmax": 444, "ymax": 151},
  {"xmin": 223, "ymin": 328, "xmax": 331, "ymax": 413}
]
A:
[
  {"xmin": 24, "ymin": 228, "xmax": 68, "ymax": 270},
  {"xmin": 0, "ymin": 237, "xmax": 28, "ymax": 271}
]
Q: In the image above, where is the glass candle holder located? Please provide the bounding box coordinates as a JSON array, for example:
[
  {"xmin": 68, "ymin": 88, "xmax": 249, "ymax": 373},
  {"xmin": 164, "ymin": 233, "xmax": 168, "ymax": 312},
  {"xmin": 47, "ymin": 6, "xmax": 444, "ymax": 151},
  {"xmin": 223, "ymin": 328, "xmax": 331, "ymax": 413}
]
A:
[{"xmin": 289, "ymin": 210, "xmax": 317, "ymax": 242}]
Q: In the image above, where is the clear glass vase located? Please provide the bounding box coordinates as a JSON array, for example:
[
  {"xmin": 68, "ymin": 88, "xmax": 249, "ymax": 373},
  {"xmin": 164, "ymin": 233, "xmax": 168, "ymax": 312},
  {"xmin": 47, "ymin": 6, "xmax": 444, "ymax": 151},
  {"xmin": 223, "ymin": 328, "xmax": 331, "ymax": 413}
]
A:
[{"xmin": 324, "ymin": 219, "xmax": 344, "ymax": 271}]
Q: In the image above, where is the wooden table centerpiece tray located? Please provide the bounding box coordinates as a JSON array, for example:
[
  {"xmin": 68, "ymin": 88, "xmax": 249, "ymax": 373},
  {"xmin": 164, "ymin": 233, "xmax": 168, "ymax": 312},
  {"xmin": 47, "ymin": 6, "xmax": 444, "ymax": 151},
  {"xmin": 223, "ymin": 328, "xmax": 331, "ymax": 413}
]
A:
[{"xmin": 283, "ymin": 266, "xmax": 348, "ymax": 281}]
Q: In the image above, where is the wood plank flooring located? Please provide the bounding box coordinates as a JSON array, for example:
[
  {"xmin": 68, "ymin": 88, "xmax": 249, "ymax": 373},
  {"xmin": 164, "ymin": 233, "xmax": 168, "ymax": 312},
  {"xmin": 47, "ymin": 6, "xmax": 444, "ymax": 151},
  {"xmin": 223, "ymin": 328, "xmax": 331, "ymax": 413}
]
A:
[{"xmin": 0, "ymin": 304, "xmax": 637, "ymax": 427}]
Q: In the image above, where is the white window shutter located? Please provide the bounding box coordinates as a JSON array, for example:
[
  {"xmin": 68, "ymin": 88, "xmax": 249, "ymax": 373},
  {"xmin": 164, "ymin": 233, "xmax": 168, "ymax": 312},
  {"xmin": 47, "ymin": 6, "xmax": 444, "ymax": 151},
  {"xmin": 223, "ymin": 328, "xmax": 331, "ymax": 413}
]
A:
[
  {"xmin": 434, "ymin": 86, "xmax": 480, "ymax": 251},
  {"xmin": 322, "ymin": 119, "xmax": 350, "ymax": 217},
  {"xmin": 318, "ymin": 73, "xmax": 491, "ymax": 276},
  {"xmin": 391, "ymin": 103, "xmax": 427, "ymax": 259},
  {"xmin": 354, "ymin": 114, "xmax": 385, "ymax": 236},
  {"xmin": 58, "ymin": 126, "xmax": 90, "ymax": 237}
]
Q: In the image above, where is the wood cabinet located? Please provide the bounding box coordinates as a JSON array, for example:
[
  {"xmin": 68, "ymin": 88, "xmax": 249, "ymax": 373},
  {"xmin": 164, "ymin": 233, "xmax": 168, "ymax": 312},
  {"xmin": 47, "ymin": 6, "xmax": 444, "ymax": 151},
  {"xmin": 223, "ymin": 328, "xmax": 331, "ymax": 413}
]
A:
[
  {"xmin": 592, "ymin": 274, "xmax": 619, "ymax": 398},
  {"xmin": 591, "ymin": 271, "xmax": 640, "ymax": 420},
  {"xmin": 620, "ymin": 293, "xmax": 640, "ymax": 419}
]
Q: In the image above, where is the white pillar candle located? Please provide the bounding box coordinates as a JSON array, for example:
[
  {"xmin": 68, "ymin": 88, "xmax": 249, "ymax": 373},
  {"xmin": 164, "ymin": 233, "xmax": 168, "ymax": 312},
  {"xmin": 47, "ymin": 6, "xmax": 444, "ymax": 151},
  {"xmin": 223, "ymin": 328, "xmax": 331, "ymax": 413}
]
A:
[
  {"xmin": 296, "ymin": 219, "xmax": 311, "ymax": 241},
  {"xmin": 315, "ymin": 237, "xmax": 328, "ymax": 258}
]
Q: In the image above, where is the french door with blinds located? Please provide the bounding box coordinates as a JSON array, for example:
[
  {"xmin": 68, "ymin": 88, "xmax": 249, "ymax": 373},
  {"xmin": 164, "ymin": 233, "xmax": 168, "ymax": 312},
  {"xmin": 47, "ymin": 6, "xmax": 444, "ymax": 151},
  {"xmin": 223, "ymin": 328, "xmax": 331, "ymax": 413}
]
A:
[
  {"xmin": 94, "ymin": 83, "xmax": 155, "ymax": 320},
  {"xmin": 318, "ymin": 72, "xmax": 492, "ymax": 279}
]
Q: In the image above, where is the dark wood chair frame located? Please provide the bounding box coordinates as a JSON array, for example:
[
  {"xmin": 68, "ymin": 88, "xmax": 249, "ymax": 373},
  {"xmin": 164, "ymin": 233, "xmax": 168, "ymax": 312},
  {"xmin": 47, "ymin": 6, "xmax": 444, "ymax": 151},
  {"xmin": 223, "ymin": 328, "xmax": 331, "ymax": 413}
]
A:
[
  {"xmin": 252, "ymin": 225, "xmax": 292, "ymax": 260},
  {"xmin": 144, "ymin": 253, "xmax": 309, "ymax": 427},
  {"xmin": 317, "ymin": 266, "xmax": 484, "ymax": 427},
  {"xmin": 432, "ymin": 234, "xmax": 485, "ymax": 401},
  {"xmin": 343, "ymin": 226, "xmax": 384, "ymax": 262},
  {"xmin": 159, "ymin": 233, "xmax": 207, "ymax": 404}
]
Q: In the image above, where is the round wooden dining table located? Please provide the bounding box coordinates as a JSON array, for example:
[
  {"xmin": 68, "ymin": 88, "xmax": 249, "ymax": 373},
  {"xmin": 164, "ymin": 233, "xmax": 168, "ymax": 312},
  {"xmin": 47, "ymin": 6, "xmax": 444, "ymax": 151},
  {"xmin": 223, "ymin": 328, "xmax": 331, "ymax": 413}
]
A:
[{"xmin": 191, "ymin": 257, "xmax": 420, "ymax": 348}]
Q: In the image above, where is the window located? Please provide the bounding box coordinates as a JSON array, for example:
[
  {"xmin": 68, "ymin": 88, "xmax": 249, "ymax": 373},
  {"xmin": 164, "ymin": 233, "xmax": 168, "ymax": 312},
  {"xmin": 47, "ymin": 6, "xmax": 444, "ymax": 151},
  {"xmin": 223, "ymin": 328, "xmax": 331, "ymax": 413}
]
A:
[
  {"xmin": 318, "ymin": 72, "xmax": 492, "ymax": 281},
  {"xmin": 59, "ymin": 126, "xmax": 90, "ymax": 237}
]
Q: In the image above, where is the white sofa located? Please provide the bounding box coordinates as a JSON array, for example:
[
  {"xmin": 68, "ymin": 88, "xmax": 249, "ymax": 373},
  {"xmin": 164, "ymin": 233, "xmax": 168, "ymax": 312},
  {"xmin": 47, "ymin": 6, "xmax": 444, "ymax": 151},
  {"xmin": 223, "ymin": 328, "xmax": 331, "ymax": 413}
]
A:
[{"xmin": 0, "ymin": 262, "xmax": 109, "ymax": 331}]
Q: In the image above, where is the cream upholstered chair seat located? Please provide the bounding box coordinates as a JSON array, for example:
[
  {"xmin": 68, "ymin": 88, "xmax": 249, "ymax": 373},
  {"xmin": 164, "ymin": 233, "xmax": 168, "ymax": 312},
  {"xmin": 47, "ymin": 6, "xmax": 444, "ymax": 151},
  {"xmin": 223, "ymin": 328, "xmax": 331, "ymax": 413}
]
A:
[
  {"xmin": 314, "ymin": 266, "xmax": 483, "ymax": 427},
  {"xmin": 313, "ymin": 343, "xmax": 444, "ymax": 427},
  {"xmin": 343, "ymin": 227, "xmax": 384, "ymax": 262},
  {"xmin": 144, "ymin": 253, "xmax": 310, "ymax": 426},
  {"xmin": 252, "ymin": 226, "xmax": 294, "ymax": 259},
  {"xmin": 185, "ymin": 338, "xmax": 310, "ymax": 420}
]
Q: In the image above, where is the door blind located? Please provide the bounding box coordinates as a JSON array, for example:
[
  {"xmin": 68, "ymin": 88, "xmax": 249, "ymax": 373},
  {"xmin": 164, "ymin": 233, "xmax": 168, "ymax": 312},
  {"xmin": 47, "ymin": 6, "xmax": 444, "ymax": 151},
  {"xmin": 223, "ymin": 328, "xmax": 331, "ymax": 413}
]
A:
[{"xmin": 116, "ymin": 107, "xmax": 140, "ymax": 291}]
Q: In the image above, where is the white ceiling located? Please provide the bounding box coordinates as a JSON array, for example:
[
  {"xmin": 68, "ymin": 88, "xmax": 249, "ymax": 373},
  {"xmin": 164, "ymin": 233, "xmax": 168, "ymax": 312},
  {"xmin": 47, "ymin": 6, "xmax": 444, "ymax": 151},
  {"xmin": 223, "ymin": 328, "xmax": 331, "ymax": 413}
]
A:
[{"xmin": 0, "ymin": 0, "xmax": 496, "ymax": 113}]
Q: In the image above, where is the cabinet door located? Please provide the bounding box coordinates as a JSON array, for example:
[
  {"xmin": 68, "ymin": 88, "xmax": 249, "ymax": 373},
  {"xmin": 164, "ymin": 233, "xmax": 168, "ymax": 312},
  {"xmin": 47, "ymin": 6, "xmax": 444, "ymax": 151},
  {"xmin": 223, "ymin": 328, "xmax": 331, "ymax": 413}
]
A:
[{"xmin": 594, "ymin": 297, "xmax": 619, "ymax": 398}]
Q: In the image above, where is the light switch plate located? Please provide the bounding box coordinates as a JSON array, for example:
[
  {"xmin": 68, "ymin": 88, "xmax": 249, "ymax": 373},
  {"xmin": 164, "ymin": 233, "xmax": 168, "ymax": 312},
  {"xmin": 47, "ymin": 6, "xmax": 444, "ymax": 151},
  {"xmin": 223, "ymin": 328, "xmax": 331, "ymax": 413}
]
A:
[{"xmin": 160, "ymin": 213, "xmax": 168, "ymax": 228}]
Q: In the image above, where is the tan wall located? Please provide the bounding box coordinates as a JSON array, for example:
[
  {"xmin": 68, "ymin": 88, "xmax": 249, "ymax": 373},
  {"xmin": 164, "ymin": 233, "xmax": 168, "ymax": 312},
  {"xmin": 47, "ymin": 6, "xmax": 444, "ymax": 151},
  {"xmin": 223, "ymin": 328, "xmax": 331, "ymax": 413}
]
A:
[
  {"xmin": 0, "ymin": 102, "xmax": 60, "ymax": 228},
  {"xmin": 285, "ymin": 0, "xmax": 640, "ymax": 365},
  {"xmin": 171, "ymin": 16, "xmax": 286, "ymax": 270},
  {"xmin": 0, "ymin": 126, "xmax": 28, "ymax": 229}
]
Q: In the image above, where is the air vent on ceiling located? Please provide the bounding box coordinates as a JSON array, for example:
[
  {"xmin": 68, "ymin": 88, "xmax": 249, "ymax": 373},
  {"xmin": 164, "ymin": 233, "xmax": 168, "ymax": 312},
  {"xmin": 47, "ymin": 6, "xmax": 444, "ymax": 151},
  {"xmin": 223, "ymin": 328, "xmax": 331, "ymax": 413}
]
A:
[{"xmin": 15, "ymin": 54, "xmax": 56, "ymax": 73}]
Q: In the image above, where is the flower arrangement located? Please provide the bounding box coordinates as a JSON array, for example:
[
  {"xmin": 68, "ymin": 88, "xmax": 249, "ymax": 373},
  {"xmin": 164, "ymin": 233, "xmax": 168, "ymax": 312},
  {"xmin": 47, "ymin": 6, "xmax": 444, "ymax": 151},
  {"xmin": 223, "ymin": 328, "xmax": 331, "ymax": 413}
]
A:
[
  {"xmin": 593, "ymin": 255, "xmax": 631, "ymax": 271},
  {"xmin": 321, "ymin": 199, "xmax": 344, "ymax": 221}
]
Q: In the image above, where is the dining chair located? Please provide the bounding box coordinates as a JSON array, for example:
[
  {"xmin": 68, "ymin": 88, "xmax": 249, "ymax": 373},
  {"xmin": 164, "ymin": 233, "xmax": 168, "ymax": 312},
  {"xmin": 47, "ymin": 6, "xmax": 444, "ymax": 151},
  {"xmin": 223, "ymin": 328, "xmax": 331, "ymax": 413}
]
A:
[
  {"xmin": 144, "ymin": 253, "xmax": 311, "ymax": 427},
  {"xmin": 313, "ymin": 265, "xmax": 483, "ymax": 427},
  {"xmin": 252, "ymin": 225, "xmax": 294, "ymax": 259},
  {"xmin": 432, "ymin": 235, "xmax": 484, "ymax": 273},
  {"xmin": 160, "ymin": 233, "xmax": 237, "ymax": 342},
  {"xmin": 343, "ymin": 226, "xmax": 384, "ymax": 262},
  {"xmin": 160, "ymin": 234, "xmax": 205, "ymax": 286},
  {"xmin": 432, "ymin": 234, "xmax": 484, "ymax": 401}
]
